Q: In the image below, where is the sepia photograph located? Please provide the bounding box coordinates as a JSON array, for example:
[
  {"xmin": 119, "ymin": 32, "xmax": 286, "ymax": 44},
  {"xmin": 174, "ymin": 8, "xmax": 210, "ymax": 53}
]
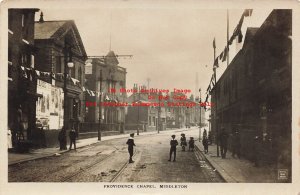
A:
[{"xmin": 0, "ymin": 0, "xmax": 299, "ymax": 194}]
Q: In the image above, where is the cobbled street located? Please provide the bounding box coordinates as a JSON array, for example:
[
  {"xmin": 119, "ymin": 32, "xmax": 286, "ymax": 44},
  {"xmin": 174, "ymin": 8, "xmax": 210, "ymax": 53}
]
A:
[{"xmin": 9, "ymin": 128, "xmax": 223, "ymax": 182}]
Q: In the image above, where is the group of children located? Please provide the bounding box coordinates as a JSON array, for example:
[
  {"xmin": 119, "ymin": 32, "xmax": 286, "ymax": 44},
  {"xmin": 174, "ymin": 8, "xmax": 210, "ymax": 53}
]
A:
[
  {"xmin": 179, "ymin": 133, "xmax": 195, "ymax": 152},
  {"xmin": 168, "ymin": 133, "xmax": 195, "ymax": 162},
  {"xmin": 125, "ymin": 133, "xmax": 199, "ymax": 163}
]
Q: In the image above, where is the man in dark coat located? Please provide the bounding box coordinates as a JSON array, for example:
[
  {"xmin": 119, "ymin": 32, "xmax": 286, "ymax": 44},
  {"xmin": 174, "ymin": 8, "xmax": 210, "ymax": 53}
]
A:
[
  {"xmin": 69, "ymin": 128, "xmax": 76, "ymax": 150},
  {"xmin": 58, "ymin": 127, "xmax": 67, "ymax": 150},
  {"xmin": 219, "ymin": 128, "xmax": 229, "ymax": 159},
  {"xmin": 126, "ymin": 133, "xmax": 136, "ymax": 163},
  {"xmin": 168, "ymin": 135, "xmax": 178, "ymax": 162}
]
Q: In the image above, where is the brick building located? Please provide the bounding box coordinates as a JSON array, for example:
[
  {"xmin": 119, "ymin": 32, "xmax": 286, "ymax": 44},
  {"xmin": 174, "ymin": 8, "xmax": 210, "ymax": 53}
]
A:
[
  {"xmin": 211, "ymin": 10, "xmax": 291, "ymax": 169},
  {"xmin": 8, "ymin": 8, "xmax": 40, "ymax": 147}
]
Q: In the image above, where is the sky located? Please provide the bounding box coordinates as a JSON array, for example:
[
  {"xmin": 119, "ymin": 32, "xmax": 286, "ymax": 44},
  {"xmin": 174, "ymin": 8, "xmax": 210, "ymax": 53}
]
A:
[{"xmin": 35, "ymin": 6, "xmax": 271, "ymax": 98}]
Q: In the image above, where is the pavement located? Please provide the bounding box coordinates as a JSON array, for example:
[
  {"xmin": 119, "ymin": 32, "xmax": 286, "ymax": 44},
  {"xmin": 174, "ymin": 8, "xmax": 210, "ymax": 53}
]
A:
[
  {"xmin": 194, "ymin": 141, "xmax": 278, "ymax": 183},
  {"xmin": 8, "ymin": 127, "xmax": 279, "ymax": 183}
]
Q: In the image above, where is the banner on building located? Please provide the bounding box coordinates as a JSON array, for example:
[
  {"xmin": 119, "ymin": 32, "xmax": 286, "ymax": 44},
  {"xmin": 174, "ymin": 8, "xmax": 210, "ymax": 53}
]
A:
[{"xmin": 36, "ymin": 79, "xmax": 64, "ymax": 130}]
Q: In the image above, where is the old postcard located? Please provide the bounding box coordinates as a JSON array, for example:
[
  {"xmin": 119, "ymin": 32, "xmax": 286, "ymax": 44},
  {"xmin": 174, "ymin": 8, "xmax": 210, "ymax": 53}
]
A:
[{"xmin": 0, "ymin": 0, "xmax": 299, "ymax": 194}]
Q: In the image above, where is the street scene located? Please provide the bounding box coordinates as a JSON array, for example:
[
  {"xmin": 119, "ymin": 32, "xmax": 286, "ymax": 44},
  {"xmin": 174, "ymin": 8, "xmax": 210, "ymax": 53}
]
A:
[
  {"xmin": 6, "ymin": 6, "xmax": 291, "ymax": 184},
  {"xmin": 9, "ymin": 128, "xmax": 223, "ymax": 182}
]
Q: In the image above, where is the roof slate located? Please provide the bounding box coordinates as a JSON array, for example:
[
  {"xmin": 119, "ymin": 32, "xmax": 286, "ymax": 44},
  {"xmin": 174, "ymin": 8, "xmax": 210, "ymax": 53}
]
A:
[{"xmin": 35, "ymin": 21, "xmax": 68, "ymax": 39}]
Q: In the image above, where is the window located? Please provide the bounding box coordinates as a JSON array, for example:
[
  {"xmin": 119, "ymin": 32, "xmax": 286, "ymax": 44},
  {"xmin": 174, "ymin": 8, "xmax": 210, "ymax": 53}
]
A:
[{"xmin": 78, "ymin": 67, "xmax": 82, "ymax": 83}]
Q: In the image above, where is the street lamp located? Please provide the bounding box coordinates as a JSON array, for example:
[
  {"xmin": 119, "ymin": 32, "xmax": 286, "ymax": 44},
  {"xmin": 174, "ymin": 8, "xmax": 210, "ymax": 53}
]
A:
[
  {"xmin": 98, "ymin": 69, "xmax": 102, "ymax": 141},
  {"xmin": 63, "ymin": 43, "xmax": 74, "ymax": 149}
]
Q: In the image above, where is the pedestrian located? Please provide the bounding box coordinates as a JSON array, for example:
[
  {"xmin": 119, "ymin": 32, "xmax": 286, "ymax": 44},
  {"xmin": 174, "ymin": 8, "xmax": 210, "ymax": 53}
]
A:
[
  {"xmin": 203, "ymin": 129, "xmax": 207, "ymax": 140},
  {"xmin": 231, "ymin": 129, "xmax": 241, "ymax": 158},
  {"xmin": 126, "ymin": 133, "xmax": 136, "ymax": 163},
  {"xmin": 7, "ymin": 126, "xmax": 13, "ymax": 150},
  {"xmin": 208, "ymin": 130, "xmax": 212, "ymax": 145},
  {"xmin": 17, "ymin": 105, "xmax": 24, "ymax": 141},
  {"xmin": 188, "ymin": 137, "xmax": 195, "ymax": 151},
  {"xmin": 219, "ymin": 127, "xmax": 229, "ymax": 159},
  {"xmin": 180, "ymin": 133, "xmax": 187, "ymax": 151},
  {"xmin": 58, "ymin": 127, "xmax": 67, "ymax": 150},
  {"xmin": 202, "ymin": 136, "xmax": 209, "ymax": 154},
  {"xmin": 69, "ymin": 127, "xmax": 76, "ymax": 150},
  {"xmin": 253, "ymin": 135, "xmax": 260, "ymax": 167},
  {"xmin": 168, "ymin": 135, "xmax": 178, "ymax": 162}
]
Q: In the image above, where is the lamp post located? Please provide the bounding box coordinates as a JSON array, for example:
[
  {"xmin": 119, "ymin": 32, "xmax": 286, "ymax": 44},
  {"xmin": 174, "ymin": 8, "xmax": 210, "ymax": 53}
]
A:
[
  {"xmin": 213, "ymin": 66, "xmax": 219, "ymax": 157},
  {"xmin": 98, "ymin": 69, "xmax": 102, "ymax": 141},
  {"xmin": 199, "ymin": 88, "xmax": 201, "ymax": 142},
  {"xmin": 137, "ymin": 85, "xmax": 140, "ymax": 136},
  {"xmin": 63, "ymin": 43, "xmax": 74, "ymax": 149},
  {"xmin": 158, "ymin": 92, "xmax": 161, "ymax": 134}
]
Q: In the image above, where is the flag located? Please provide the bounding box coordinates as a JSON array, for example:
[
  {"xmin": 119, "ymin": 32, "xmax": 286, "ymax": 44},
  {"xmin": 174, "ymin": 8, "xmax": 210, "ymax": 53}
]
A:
[
  {"xmin": 213, "ymin": 38, "xmax": 216, "ymax": 49},
  {"xmin": 205, "ymin": 94, "xmax": 209, "ymax": 103},
  {"xmin": 222, "ymin": 47, "xmax": 228, "ymax": 62},
  {"xmin": 210, "ymin": 74, "xmax": 215, "ymax": 86},
  {"xmin": 213, "ymin": 57, "xmax": 219, "ymax": 68},
  {"xmin": 90, "ymin": 91, "xmax": 95, "ymax": 97},
  {"xmin": 238, "ymin": 29, "xmax": 243, "ymax": 43},
  {"xmin": 219, "ymin": 52, "xmax": 223, "ymax": 60},
  {"xmin": 206, "ymin": 85, "xmax": 211, "ymax": 93},
  {"xmin": 243, "ymin": 9, "xmax": 253, "ymax": 17}
]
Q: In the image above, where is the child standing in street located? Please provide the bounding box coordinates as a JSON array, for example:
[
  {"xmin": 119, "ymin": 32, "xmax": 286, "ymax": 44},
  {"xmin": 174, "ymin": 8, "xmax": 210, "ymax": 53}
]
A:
[
  {"xmin": 189, "ymin": 137, "xmax": 195, "ymax": 151},
  {"xmin": 126, "ymin": 133, "xmax": 136, "ymax": 163},
  {"xmin": 168, "ymin": 135, "xmax": 178, "ymax": 162}
]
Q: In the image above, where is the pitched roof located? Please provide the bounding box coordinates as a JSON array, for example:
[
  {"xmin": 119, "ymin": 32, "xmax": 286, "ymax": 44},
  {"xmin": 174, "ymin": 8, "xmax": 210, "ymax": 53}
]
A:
[
  {"xmin": 35, "ymin": 21, "xmax": 68, "ymax": 39},
  {"xmin": 34, "ymin": 20, "xmax": 87, "ymax": 57}
]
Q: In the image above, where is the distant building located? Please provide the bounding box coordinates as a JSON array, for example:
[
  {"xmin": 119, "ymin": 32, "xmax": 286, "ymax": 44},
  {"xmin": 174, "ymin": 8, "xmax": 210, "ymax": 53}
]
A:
[
  {"xmin": 126, "ymin": 85, "xmax": 166, "ymax": 131},
  {"xmin": 34, "ymin": 13, "xmax": 87, "ymax": 145},
  {"xmin": 8, "ymin": 8, "xmax": 40, "ymax": 147},
  {"xmin": 211, "ymin": 10, "xmax": 291, "ymax": 168},
  {"xmin": 84, "ymin": 51, "xmax": 127, "ymax": 136}
]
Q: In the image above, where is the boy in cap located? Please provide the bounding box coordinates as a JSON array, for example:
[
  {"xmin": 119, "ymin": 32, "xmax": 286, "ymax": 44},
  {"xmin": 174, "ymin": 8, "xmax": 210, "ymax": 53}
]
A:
[
  {"xmin": 168, "ymin": 135, "xmax": 178, "ymax": 162},
  {"xmin": 189, "ymin": 137, "xmax": 195, "ymax": 151},
  {"xmin": 126, "ymin": 133, "xmax": 136, "ymax": 163}
]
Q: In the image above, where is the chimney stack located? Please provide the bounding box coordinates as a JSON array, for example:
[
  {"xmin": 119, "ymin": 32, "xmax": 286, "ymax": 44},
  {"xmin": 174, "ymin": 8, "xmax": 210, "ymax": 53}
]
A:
[{"xmin": 39, "ymin": 12, "xmax": 44, "ymax": 23}]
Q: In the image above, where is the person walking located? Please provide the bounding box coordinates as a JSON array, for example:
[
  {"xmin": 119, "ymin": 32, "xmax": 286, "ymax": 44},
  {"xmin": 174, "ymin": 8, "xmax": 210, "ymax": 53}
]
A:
[
  {"xmin": 203, "ymin": 129, "xmax": 207, "ymax": 140},
  {"xmin": 58, "ymin": 127, "xmax": 67, "ymax": 150},
  {"xmin": 180, "ymin": 133, "xmax": 187, "ymax": 151},
  {"xmin": 219, "ymin": 127, "xmax": 229, "ymax": 159},
  {"xmin": 126, "ymin": 133, "xmax": 136, "ymax": 163},
  {"xmin": 231, "ymin": 129, "xmax": 241, "ymax": 158},
  {"xmin": 69, "ymin": 127, "xmax": 76, "ymax": 150},
  {"xmin": 17, "ymin": 105, "xmax": 24, "ymax": 141},
  {"xmin": 202, "ymin": 136, "xmax": 209, "ymax": 154},
  {"xmin": 168, "ymin": 135, "xmax": 178, "ymax": 162}
]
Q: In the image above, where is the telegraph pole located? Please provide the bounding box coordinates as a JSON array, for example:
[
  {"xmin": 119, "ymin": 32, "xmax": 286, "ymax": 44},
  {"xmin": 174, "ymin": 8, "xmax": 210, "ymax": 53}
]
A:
[
  {"xmin": 199, "ymin": 88, "xmax": 201, "ymax": 142},
  {"xmin": 98, "ymin": 69, "xmax": 102, "ymax": 141}
]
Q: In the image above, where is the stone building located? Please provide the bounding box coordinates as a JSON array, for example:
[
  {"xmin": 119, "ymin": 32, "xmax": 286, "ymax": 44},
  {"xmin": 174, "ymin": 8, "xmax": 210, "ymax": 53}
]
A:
[
  {"xmin": 83, "ymin": 51, "xmax": 127, "ymax": 137},
  {"xmin": 34, "ymin": 13, "xmax": 87, "ymax": 145},
  {"xmin": 210, "ymin": 10, "xmax": 291, "ymax": 169}
]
